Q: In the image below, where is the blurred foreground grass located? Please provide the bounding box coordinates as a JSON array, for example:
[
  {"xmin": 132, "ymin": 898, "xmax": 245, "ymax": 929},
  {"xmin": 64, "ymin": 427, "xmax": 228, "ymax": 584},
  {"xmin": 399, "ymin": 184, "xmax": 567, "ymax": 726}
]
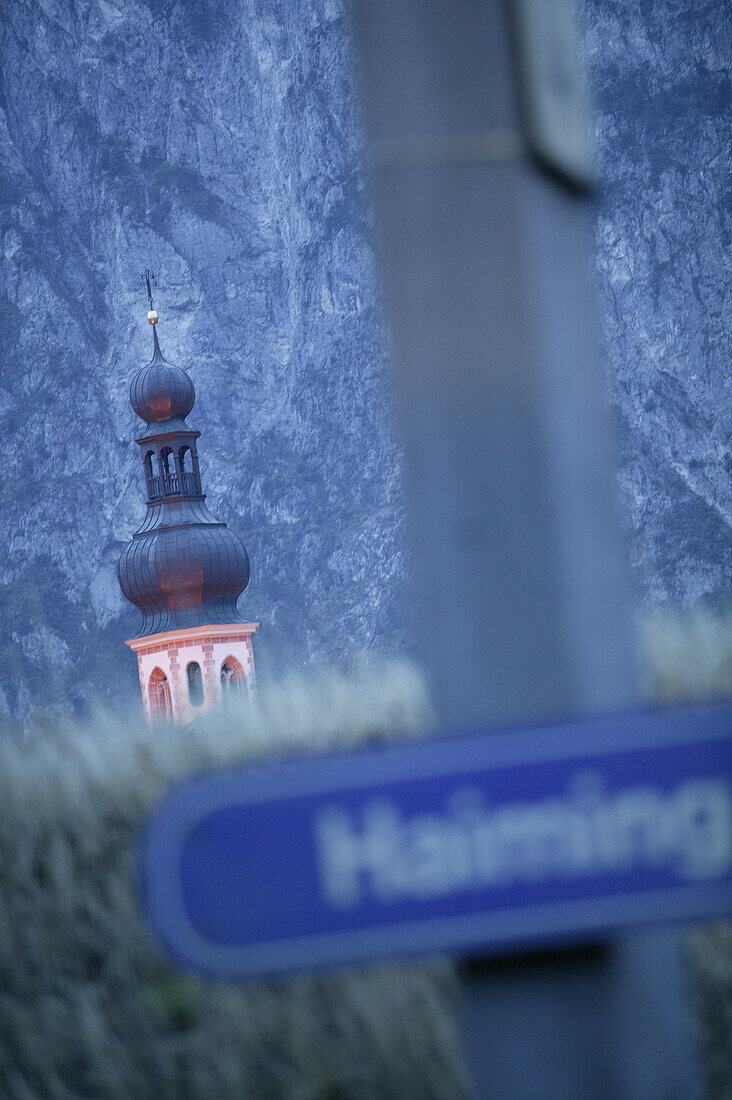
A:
[
  {"xmin": 0, "ymin": 614, "xmax": 730, "ymax": 1098},
  {"xmin": 642, "ymin": 609, "xmax": 732, "ymax": 1100},
  {"xmin": 0, "ymin": 661, "xmax": 470, "ymax": 1099}
]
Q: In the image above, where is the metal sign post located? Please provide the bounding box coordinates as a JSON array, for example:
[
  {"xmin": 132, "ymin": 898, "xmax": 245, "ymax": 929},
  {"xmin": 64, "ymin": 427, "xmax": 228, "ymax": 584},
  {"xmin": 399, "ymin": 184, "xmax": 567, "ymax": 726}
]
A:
[
  {"xmin": 344, "ymin": 1, "xmax": 704, "ymax": 1095},
  {"xmin": 348, "ymin": 0, "xmax": 635, "ymax": 734}
]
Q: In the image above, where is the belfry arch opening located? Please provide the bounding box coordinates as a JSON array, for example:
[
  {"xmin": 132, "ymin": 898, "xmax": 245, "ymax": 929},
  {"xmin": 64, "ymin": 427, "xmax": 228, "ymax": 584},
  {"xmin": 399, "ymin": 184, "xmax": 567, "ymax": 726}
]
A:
[
  {"xmin": 178, "ymin": 444, "xmax": 199, "ymax": 493},
  {"xmin": 221, "ymin": 656, "xmax": 245, "ymax": 692},
  {"xmin": 160, "ymin": 447, "xmax": 174, "ymax": 476},
  {"xmin": 148, "ymin": 667, "xmax": 172, "ymax": 721}
]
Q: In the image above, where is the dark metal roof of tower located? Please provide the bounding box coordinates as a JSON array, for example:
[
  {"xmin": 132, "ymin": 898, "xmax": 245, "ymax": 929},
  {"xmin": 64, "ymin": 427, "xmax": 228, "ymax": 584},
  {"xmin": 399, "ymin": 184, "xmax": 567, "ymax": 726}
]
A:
[
  {"xmin": 118, "ymin": 299, "xmax": 250, "ymax": 637},
  {"xmin": 130, "ymin": 338, "xmax": 196, "ymax": 423}
]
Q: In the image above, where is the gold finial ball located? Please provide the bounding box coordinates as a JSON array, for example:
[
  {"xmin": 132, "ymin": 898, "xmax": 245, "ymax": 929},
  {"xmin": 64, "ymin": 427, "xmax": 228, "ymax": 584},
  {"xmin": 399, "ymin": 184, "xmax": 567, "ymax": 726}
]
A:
[{"xmin": 148, "ymin": 310, "xmax": 158, "ymax": 325}]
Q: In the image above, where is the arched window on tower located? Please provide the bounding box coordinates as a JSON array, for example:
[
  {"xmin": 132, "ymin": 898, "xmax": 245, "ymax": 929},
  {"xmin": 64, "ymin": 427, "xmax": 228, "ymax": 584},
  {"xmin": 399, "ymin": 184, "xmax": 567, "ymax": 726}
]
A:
[
  {"xmin": 144, "ymin": 450, "xmax": 159, "ymax": 498},
  {"xmin": 220, "ymin": 656, "xmax": 245, "ymax": 693},
  {"xmin": 149, "ymin": 667, "xmax": 172, "ymax": 722},
  {"xmin": 187, "ymin": 661, "xmax": 204, "ymax": 706},
  {"xmin": 160, "ymin": 447, "xmax": 177, "ymax": 494},
  {"xmin": 178, "ymin": 445, "xmax": 197, "ymax": 494}
]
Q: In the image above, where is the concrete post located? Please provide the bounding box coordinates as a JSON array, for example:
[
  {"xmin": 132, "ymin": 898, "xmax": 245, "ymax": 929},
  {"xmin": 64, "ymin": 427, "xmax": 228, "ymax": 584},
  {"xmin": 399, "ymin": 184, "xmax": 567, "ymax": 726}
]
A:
[{"xmin": 348, "ymin": 2, "xmax": 696, "ymax": 1096}]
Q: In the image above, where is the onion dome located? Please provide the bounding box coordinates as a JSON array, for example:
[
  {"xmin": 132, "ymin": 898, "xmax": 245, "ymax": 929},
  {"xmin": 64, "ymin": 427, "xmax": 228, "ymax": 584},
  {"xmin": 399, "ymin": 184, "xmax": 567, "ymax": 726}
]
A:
[
  {"xmin": 130, "ymin": 321, "xmax": 195, "ymax": 423},
  {"xmin": 118, "ymin": 506, "xmax": 250, "ymax": 636}
]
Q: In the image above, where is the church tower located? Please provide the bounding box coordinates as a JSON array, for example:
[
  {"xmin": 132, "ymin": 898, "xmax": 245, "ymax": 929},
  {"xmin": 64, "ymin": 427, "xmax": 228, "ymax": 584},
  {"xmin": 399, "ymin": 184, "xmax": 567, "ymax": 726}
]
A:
[{"xmin": 118, "ymin": 277, "xmax": 257, "ymax": 725}]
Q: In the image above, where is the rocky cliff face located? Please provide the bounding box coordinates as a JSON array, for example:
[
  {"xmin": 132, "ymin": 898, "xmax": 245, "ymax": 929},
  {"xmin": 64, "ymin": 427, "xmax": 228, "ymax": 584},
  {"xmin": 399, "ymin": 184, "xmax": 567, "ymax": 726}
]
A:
[
  {"xmin": 0, "ymin": 0, "xmax": 409, "ymax": 722},
  {"xmin": 0, "ymin": 0, "xmax": 728, "ymax": 723},
  {"xmin": 585, "ymin": 0, "xmax": 731, "ymax": 606}
]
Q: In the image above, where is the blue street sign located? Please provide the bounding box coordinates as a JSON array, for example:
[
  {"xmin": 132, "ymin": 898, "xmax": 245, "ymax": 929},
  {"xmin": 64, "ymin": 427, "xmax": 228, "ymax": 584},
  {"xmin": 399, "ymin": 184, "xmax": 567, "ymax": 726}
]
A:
[{"xmin": 142, "ymin": 704, "xmax": 732, "ymax": 979}]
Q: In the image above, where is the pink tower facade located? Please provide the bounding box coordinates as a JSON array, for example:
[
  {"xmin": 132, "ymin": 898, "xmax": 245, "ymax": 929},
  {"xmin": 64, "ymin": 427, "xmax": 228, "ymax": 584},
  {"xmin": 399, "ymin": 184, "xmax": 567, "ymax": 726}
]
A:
[
  {"xmin": 126, "ymin": 624, "xmax": 257, "ymax": 726},
  {"xmin": 118, "ymin": 296, "xmax": 257, "ymax": 725}
]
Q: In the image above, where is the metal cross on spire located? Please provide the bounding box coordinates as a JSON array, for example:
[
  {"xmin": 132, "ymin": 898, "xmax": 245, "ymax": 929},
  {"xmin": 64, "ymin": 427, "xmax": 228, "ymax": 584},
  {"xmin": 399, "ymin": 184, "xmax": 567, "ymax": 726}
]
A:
[{"xmin": 141, "ymin": 268, "xmax": 157, "ymax": 313}]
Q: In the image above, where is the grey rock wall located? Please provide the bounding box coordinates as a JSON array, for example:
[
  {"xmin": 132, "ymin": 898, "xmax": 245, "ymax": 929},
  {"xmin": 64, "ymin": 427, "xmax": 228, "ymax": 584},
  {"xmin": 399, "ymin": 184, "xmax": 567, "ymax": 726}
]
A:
[
  {"xmin": 585, "ymin": 0, "xmax": 731, "ymax": 605},
  {"xmin": 0, "ymin": 0, "xmax": 729, "ymax": 723},
  {"xmin": 0, "ymin": 0, "xmax": 409, "ymax": 721}
]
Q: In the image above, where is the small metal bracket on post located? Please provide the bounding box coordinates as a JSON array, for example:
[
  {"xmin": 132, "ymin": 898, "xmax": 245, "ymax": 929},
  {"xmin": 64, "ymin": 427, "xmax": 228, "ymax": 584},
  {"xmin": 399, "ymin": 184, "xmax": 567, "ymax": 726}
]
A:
[{"xmin": 508, "ymin": 0, "xmax": 596, "ymax": 193}]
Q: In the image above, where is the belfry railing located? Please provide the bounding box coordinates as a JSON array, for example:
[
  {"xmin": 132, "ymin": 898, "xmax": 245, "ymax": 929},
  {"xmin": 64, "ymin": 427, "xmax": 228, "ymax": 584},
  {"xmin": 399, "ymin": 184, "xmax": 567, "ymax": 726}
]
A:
[{"xmin": 147, "ymin": 471, "xmax": 199, "ymax": 500}]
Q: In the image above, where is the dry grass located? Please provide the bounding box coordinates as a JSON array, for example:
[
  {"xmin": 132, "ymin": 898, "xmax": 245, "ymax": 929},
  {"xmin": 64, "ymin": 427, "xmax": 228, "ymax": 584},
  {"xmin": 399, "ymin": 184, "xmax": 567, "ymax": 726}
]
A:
[
  {"xmin": 641, "ymin": 607, "xmax": 732, "ymax": 704},
  {"xmin": 1, "ymin": 611, "xmax": 730, "ymax": 1098},
  {"xmin": 0, "ymin": 661, "xmax": 469, "ymax": 1099},
  {"xmin": 641, "ymin": 608, "xmax": 732, "ymax": 1100}
]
